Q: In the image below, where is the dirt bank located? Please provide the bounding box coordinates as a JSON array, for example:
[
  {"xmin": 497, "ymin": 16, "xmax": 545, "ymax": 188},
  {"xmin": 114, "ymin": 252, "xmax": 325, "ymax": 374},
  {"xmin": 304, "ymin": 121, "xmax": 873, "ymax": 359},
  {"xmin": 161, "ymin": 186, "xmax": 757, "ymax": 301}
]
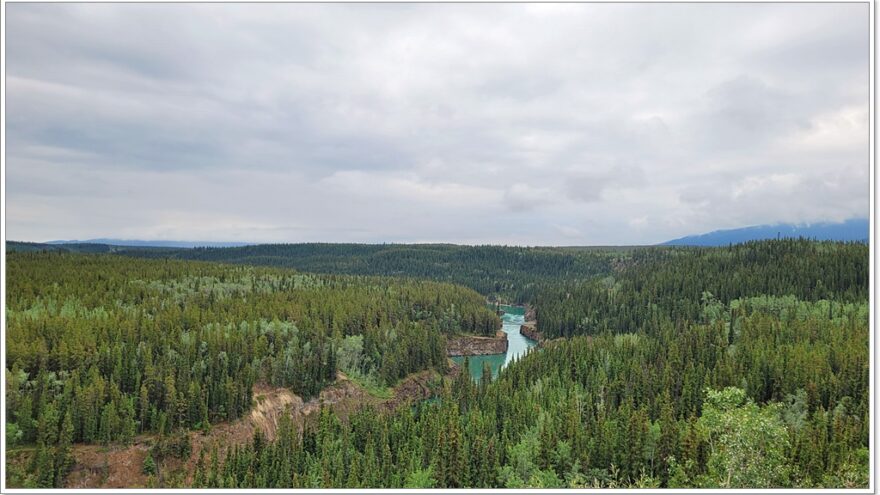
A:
[
  {"xmin": 60, "ymin": 370, "xmax": 443, "ymax": 489},
  {"xmin": 518, "ymin": 304, "xmax": 542, "ymax": 342},
  {"xmin": 519, "ymin": 322, "xmax": 542, "ymax": 342},
  {"xmin": 524, "ymin": 304, "xmax": 536, "ymax": 322},
  {"xmin": 446, "ymin": 331, "xmax": 508, "ymax": 356}
]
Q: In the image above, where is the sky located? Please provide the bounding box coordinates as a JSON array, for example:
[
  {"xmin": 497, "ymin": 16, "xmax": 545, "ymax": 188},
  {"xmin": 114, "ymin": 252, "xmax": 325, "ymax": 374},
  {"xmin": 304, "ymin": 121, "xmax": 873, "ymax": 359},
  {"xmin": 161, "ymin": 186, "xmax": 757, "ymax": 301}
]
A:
[{"xmin": 5, "ymin": 3, "xmax": 870, "ymax": 245}]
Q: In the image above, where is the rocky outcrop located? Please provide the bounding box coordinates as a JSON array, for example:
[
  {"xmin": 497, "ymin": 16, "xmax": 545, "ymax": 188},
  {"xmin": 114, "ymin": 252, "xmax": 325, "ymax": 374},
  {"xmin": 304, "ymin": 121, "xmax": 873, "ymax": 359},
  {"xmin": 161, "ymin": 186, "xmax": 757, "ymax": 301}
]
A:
[
  {"xmin": 519, "ymin": 322, "xmax": 542, "ymax": 342},
  {"xmin": 524, "ymin": 304, "xmax": 536, "ymax": 322},
  {"xmin": 446, "ymin": 332, "xmax": 508, "ymax": 356},
  {"xmin": 61, "ymin": 366, "xmax": 458, "ymax": 489},
  {"xmin": 383, "ymin": 369, "xmax": 440, "ymax": 410},
  {"xmin": 519, "ymin": 304, "xmax": 542, "ymax": 342}
]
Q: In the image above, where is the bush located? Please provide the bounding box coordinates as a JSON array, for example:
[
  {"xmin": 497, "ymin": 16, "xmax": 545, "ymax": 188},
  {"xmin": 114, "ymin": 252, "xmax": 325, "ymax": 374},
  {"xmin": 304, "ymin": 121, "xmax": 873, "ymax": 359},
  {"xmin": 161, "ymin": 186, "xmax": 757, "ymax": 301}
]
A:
[{"xmin": 142, "ymin": 453, "xmax": 156, "ymax": 476}]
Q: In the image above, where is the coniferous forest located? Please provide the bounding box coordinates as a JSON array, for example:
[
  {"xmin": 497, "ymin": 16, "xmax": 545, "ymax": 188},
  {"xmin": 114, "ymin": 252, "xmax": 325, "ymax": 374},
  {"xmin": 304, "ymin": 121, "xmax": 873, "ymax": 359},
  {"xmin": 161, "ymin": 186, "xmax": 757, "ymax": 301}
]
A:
[{"xmin": 3, "ymin": 239, "xmax": 870, "ymax": 489}]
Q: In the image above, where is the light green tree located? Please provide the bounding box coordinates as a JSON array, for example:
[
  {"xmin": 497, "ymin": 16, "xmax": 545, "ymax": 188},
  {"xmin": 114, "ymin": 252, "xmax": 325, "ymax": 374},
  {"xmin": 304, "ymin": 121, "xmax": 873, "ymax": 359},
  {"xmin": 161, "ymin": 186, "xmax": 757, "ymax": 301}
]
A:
[
  {"xmin": 404, "ymin": 467, "xmax": 436, "ymax": 488},
  {"xmin": 697, "ymin": 387, "xmax": 790, "ymax": 488}
]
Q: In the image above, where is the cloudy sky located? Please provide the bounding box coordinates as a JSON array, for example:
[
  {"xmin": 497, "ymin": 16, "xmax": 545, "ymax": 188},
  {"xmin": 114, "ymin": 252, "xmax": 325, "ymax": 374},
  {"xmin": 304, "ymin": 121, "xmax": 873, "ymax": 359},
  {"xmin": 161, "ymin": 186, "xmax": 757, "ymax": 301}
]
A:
[{"xmin": 5, "ymin": 3, "xmax": 869, "ymax": 245}]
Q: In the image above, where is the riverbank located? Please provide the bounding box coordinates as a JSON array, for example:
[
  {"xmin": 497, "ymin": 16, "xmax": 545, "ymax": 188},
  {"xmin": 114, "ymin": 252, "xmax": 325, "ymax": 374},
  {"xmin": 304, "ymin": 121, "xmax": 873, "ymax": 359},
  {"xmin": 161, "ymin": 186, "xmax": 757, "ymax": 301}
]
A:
[
  {"xmin": 31, "ymin": 370, "xmax": 444, "ymax": 489},
  {"xmin": 518, "ymin": 304, "xmax": 542, "ymax": 342},
  {"xmin": 446, "ymin": 331, "xmax": 509, "ymax": 356},
  {"xmin": 519, "ymin": 322, "xmax": 542, "ymax": 342},
  {"xmin": 452, "ymin": 305, "xmax": 537, "ymax": 381}
]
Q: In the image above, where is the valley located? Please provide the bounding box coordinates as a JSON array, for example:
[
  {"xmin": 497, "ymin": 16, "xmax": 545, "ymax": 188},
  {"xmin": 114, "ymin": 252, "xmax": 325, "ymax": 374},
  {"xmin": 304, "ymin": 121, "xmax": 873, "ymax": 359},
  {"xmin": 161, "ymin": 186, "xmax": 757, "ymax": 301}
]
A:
[
  {"xmin": 4, "ymin": 239, "xmax": 870, "ymax": 489},
  {"xmin": 451, "ymin": 305, "xmax": 538, "ymax": 381}
]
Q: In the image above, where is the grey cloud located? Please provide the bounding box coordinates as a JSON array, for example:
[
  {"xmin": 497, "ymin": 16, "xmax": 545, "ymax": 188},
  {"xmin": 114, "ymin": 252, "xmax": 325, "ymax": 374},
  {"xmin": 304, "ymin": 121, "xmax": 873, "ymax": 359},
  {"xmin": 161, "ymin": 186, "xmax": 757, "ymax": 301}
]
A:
[
  {"xmin": 4, "ymin": 3, "xmax": 869, "ymax": 245},
  {"xmin": 502, "ymin": 183, "xmax": 556, "ymax": 212},
  {"xmin": 690, "ymin": 76, "xmax": 813, "ymax": 153},
  {"xmin": 564, "ymin": 165, "xmax": 646, "ymax": 203}
]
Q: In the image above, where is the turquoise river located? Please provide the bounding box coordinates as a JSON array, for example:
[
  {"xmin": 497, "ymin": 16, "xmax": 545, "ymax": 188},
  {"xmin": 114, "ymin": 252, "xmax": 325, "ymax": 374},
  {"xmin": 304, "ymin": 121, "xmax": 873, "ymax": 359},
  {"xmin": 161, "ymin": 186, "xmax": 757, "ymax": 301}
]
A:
[{"xmin": 451, "ymin": 304, "xmax": 537, "ymax": 381}]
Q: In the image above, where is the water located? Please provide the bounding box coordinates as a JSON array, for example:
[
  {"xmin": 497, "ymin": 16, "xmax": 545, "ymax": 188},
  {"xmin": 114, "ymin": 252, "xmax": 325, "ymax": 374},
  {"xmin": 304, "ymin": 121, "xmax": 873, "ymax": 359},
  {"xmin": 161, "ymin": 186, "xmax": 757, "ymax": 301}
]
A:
[{"xmin": 451, "ymin": 304, "xmax": 537, "ymax": 382}]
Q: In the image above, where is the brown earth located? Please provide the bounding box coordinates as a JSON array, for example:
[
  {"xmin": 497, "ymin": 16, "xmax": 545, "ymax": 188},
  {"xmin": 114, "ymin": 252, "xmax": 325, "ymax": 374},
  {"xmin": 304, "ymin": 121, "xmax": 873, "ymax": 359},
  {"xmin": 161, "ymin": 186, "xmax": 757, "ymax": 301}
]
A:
[
  {"xmin": 446, "ymin": 332, "xmax": 508, "ymax": 356},
  {"xmin": 519, "ymin": 322, "xmax": 542, "ymax": 342},
  {"xmin": 517, "ymin": 303, "xmax": 542, "ymax": 342},
  {"xmin": 524, "ymin": 304, "xmax": 536, "ymax": 322},
  {"xmin": 59, "ymin": 370, "xmax": 443, "ymax": 489},
  {"xmin": 65, "ymin": 441, "xmax": 151, "ymax": 488}
]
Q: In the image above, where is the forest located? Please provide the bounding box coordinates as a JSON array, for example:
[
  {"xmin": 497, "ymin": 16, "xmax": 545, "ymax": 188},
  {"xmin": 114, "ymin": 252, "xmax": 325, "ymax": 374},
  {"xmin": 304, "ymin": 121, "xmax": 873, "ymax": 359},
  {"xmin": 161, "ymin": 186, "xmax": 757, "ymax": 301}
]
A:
[
  {"xmin": 4, "ymin": 252, "xmax": 498, "ymax": 487},
  {"xmin": 7, "ymin": 242, "xmax": 620, "ymax": 304},
  {"xmin": 3, "ymin": 239, "xmax": 870, "ymax": 488}
]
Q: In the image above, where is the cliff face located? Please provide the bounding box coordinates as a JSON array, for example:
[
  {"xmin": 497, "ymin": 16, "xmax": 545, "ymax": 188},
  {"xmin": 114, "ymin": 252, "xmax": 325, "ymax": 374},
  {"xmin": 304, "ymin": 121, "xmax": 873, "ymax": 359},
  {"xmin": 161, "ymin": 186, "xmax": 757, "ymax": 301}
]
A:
[
  {"xmin": 446, "ymin": 333, "xmax": 508, "ymax": 356},
  {"xmin": 519, "ymin": 304, "xmax": 542, "ymax": 341},
  {"xmin": 519, "ymin": 322, "xmax": 542, "ymax": 342},
  {"xmin": 524, "ymin": 304, "xmax": 536, "ymax": 322},
  {"xmin": 60, "ymin": 370, "xmax": 444, "ymax": 489}
]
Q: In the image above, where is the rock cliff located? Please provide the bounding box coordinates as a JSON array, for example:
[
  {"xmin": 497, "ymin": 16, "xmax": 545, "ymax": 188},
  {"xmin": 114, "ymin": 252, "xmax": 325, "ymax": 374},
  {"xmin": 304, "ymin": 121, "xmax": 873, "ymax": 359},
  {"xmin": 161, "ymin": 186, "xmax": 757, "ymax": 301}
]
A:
[
  {"xmin": 519, "ymin": 322, "xmax": 542, "ymax": 342},
  {"xmin": 446, "ymin": 332, "xmax": 508, "ymax": 356}
]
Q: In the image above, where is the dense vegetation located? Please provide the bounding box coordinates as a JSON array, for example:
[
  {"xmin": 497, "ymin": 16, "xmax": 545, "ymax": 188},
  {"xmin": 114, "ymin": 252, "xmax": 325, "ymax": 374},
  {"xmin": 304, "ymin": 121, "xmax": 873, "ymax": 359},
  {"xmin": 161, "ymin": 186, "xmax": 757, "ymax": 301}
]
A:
[
  {"xmin": 206, "ymin": 296, "xmax": 868, "ymax": 488},
  {"xmin": 193, "ymin": 240, "xmax": 868, "ymax": 489},
  {"xmin": 4, "ymin": 238, "xmax": 870, "ymax": 488},
  {"xmin": 5, "ymin": 241, "xmax": 174, "ymax": 255},
  {"xmin": 4, "ymin": 252, "xmax": 498, "ymax": 487},
  {"xmin": 536, "ymin": 239, "xmax": 868, "ymax": 338},
  {"xmin": 58, "ymin": 242, "xmax": 619, "ymax": 304},
  {"xmin": 167, "ymin": 244, "xmax": 616, "ymax": 303}
]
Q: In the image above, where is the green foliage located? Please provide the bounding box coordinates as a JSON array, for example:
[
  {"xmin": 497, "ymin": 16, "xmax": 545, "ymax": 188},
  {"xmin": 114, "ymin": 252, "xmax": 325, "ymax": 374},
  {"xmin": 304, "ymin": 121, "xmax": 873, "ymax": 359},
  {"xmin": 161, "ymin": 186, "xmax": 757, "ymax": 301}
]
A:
[
  {"xmin": 142, "ymin": 453, "xmax": 157, "ymax": 476},
  {"xmin": 697, "ymin": 387, "xmax": 790, "ymax": 487},
  {"xmin": 113, "ymin": 242, "xmax": 619, "ymax": 303},
  {"xmin": 497, "ymin": 424, "xmax": 564, "ymax": 488},
  {"xmin": 208, "ymin": 284, "xmax": 866, "ymax": 489},
  {"xmin": 5, "ymin": 252, "xmax": 497, "ymax": 483},
  {"xmin": 404, "ymin": 467, "xmax": 436, "ymax": 488},
  {"xmin": 6, "ymin": 422, "xmax": 23, "ymax": 447},
  {"xmin": 536, "ymin": 239, "xmax": 867, "ymax": 338},
  {"xmin": 4, "ymin": 240, "xmax": 867, "ymax": 489},
  {"xmin": 151, "ymin": 432, "xmax": 192, "ymax": 461},
  {"xmin": 345, "ymin": 371, "xmax": 393, "ymax": 399}
]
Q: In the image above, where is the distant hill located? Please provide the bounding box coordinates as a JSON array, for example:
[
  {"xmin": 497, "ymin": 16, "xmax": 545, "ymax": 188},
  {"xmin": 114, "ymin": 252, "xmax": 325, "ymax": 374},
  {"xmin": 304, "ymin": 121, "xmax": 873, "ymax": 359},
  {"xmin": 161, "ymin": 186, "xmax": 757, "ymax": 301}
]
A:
[
  {"xmin": 5, "ymin": 241, "xmax": 181, "ymax": 254},
  {"xmin": 6, "ymin": 241, "xmax": 91, "ymax": 253},
  {"xmin": 661, "ymin": 218, "xmax": 869, "ymax": 246},
  {"xmin": 46, "ymin": 238, "xmax": 253, "ymax": 249}
]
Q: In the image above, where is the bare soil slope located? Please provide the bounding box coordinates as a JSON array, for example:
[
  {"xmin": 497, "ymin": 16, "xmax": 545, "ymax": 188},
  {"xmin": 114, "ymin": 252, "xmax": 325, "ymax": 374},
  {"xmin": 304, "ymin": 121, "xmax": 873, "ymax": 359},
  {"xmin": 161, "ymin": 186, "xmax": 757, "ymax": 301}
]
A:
[{"xmin": 60, "ymin": 370, "xmax": 439, "ymax": 488}]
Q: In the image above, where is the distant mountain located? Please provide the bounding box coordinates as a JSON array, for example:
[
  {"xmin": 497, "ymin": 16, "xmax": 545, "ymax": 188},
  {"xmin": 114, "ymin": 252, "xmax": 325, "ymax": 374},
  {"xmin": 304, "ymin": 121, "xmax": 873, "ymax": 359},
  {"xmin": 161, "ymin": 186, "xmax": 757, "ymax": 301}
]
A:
[
  {"xmin": 661, "ymin": 218, "xmax": 869, "ymax": 246},
  {"xmin": 6, "ymin": 241, "xmax": 127, "ymax": 253},
  {"xmin": 46, "ymin": 238, "xmax": 252, "ymax": 249}
]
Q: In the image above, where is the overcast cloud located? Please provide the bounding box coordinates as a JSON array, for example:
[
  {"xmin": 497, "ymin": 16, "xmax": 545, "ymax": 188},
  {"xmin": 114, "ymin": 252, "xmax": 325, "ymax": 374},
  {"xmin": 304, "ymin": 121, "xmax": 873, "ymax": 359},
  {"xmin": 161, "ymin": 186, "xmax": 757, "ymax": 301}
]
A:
[{"xmin": 5, "ymin": 3, "xmax": 869, "ymax": 245}]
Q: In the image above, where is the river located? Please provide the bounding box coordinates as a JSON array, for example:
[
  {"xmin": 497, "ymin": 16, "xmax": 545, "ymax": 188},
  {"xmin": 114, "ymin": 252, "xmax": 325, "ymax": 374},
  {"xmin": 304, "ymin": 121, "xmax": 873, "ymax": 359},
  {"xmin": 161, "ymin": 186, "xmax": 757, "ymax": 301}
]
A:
[{"xmin": 450, "ymin": 304, "xmax": 537, "ymax": 382}]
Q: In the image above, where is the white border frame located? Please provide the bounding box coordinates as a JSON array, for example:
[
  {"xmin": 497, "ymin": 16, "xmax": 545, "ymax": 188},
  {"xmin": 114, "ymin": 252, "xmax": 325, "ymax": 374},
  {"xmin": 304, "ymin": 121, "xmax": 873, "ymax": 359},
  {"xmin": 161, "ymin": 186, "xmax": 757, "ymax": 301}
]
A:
[{"xmin": 0, "ymin": 1, "xmax": 875, "ymax": 493}]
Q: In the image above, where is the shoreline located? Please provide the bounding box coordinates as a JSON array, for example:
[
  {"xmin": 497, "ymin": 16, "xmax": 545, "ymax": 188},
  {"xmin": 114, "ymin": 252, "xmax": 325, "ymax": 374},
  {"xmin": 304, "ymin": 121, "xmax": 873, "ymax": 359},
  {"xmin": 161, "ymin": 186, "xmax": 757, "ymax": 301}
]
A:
[{"xmin": 446, "ymin": 331, "xmax": 509, "ymax": 356}]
